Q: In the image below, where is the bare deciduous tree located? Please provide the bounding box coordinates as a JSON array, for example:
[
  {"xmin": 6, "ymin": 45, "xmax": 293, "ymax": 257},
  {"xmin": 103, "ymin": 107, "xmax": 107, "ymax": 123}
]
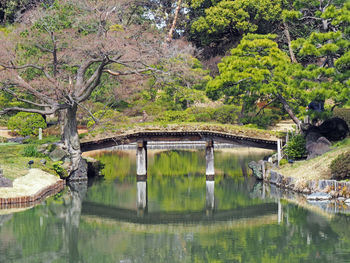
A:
[{"xmin": 0, "ymin": 0, "xmax": 162, "ymax": 180}]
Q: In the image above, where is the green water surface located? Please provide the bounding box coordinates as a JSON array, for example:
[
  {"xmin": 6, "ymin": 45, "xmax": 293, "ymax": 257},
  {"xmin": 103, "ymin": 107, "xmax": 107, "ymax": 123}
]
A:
[{"xmin": 1, "ymin": 148, "xmax": 350, "ymax": 263}]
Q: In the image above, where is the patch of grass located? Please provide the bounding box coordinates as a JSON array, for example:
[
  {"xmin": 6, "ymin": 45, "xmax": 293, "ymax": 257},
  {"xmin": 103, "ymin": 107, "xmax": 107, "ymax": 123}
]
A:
[
  {"xmin": 332, "ymin": 138, "xmax": 350, "ymax": 148},
  {"xmin": 22, "ymin": 145, "xmax": 45, "ymax": 157},
  {"xmin": 0, "ymin": 144, "xmax": 56, "ymax": 180},
  {"xmin": 23, "ymin": 135, "xmax": 60, "ymax": 145}
]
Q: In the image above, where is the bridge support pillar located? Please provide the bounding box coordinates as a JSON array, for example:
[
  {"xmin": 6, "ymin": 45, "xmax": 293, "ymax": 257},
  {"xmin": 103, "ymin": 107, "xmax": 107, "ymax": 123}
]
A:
[
  {"xmin": 206, "ymin": 180, "xmax": 215, "ymax": 213},
  {"xmin": 136, "ymin": 140, "xmax": 147, "ymax": 179},
  {"xmin": 206, "ymin": 140, "xmax": 215, "ymax": 180},
  {"xmin": 278, "ymin": 199, "xmax": 283, "ymax": 224},
  {"xmin": 136, "ymin": 180, "xmax": 148, "ymax": 216}
]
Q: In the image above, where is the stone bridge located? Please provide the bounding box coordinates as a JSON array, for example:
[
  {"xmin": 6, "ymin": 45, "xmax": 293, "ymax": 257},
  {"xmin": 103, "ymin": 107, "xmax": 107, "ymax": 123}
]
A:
[
  {"xmin": 81, "ymin": 130, "xmax": 280, "ymax": 181},
  {"xmin": 81, "ymin": 130, "xmax": 278, "ymax": 152}
]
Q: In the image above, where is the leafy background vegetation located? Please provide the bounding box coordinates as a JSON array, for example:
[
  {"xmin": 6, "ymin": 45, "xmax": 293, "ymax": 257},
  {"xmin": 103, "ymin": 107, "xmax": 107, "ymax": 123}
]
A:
[{"xmin": 0, "ymin": 0, "xmax": 349, "ymax": 134}]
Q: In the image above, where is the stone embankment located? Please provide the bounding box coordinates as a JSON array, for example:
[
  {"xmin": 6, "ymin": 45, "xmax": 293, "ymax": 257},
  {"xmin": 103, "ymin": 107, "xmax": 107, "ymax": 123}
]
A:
[
  {"xmin": 0, "ymin": 169, "xmax": 65, "ymax": 209},
  {"xmin": 266, "ymin": 170, "xmax": 350, "ymax": 199}
]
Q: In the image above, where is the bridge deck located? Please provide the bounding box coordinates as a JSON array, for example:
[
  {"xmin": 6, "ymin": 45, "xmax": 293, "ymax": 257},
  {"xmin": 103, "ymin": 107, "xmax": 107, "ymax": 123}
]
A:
[{"xmin": 81, "ymin": 130, "xmax": 279, "ymax": 152}]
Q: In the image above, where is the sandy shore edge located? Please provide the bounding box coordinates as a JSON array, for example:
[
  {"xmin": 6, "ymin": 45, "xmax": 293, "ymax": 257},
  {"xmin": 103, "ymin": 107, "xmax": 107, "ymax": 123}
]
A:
[{"xmin": 0, "ymin": 168, "xmax": 65, "ymax": 209}]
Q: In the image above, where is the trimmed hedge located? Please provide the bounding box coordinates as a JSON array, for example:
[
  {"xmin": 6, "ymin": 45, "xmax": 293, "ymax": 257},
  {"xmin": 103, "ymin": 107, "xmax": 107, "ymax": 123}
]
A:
[
  {"xmin": 334, "ymin": 108, "xmax": 350, "ymax": 128},
  {"xmin": 331, "ymin": 151, "xmax": 350, "ymax": 180}
]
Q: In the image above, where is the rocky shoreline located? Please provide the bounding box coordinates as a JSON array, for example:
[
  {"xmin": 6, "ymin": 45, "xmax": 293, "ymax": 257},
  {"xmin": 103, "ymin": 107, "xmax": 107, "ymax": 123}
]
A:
[{"xmin": 265, "ymin": 169, "xmax": 350, "ymax": 202}]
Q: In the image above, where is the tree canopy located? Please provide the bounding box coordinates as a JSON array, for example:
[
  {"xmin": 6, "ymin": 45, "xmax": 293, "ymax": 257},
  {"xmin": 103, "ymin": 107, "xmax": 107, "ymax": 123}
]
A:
[{"xmin": 206, "ymin": 34, "xmax": 306, "ymax": 124}]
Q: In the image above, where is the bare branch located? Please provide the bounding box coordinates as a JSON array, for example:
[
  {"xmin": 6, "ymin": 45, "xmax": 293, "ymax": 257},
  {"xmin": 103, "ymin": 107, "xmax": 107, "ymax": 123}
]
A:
[
  {"xmin": 76, "ymin": 58, "xmax": 109, "ymax": 102},
  {"xmin": 7, "ymin": 75, "xmax": 55, "ymax": 104},
  {"xmin": 103, "ymin": 68, "xmax": 152, "ymax": 76},
  {"xmin": 298, "ymin": 16, "xmax": 324, "ymax": 21},
  {"xmin": 232, "ymin": 77, "xmax": 252, "ymax": 85},
  {"xmin": 0, "ymin": 106, "xmax": 56, "ymax": 115},
  {"xmin": 1, "ymin": 86, "xmax": 51, "ymax": 108},
  {"xmin": 255, "ymin": 98, "xmax": 277, "ymax": 116},
  {"xmin": 75, "ymin": 59, "xmax": 103, "ymax": 88},
  {"xmin": 0, "ymin": 62, "xmax": 59, "ymax": 87},
  {"xmin": 35, "ymin": 44, "xmax": 53, "ymax": 53}
]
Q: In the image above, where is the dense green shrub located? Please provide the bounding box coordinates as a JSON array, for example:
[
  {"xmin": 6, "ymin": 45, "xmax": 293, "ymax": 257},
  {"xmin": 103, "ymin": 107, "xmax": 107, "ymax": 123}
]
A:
[
  {"xmin": 0, "ymin": 136, "xmax": 8, "ymax": 143},
  {"xmin": 213, "ymin": 105, "xmax": 239, "ymax": 124},
  {"xmin": 241, "ymin": 109, "xmax": 281, "ymax": 129},
  {"xmin": 284, "ymin": 135, "xmax": 307, "ymax": 159},
  {"xmin": 156, "ymin": 110, "xmax": 196, "ymax": 122},
  {"xmin": 186, "ymin": 107, "xmax": 215, "ymax": 122},
  {"xmin": 333, "ymin": 108, "xmax": 350, "ymax": 128},
  {"xmin": 330, "ymin": 151, "xmax": 350, "ymax": 180},
  {"xmin": 22, "ymin": 145, "xmax": 44, "ymax": 157},
  {"xmin": 7, "ymin": 112, "xmax": 46, "ymax": 136}
]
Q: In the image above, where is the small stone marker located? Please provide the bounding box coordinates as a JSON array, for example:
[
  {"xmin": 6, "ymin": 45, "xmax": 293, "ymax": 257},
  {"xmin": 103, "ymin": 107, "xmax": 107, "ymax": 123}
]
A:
[
  {"xmin": 0, "ymin": 167, "xmax": 13, "ymax": 187},
  {"xmin": 38, "ymin": 128, "xmax": 43, "ymax": 140}
]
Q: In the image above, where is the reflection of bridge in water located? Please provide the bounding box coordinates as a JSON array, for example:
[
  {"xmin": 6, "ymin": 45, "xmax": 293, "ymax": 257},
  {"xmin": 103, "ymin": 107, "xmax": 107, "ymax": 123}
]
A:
[
  {"xmin": 81, "ymin": 201, "xmax": 278, "ymax": 224},
  {"xmin": 81, "ymin": 131, "xmax": 282, "ymax": 226},
  {"xmin": 81, "ymin": 181, "xmax": 283, "ymax": 225},
  {"xmin": 81, "ymin": 131, "xmax": 278, "ymax": 181}
]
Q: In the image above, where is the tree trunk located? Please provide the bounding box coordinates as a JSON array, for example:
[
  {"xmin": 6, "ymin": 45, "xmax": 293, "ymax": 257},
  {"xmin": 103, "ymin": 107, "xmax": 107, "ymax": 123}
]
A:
[
  {"xmin": 277, "ymin": 94, "xmax": 301, "ymax": 126},
  {"xmin": 166, "ymin": 0, "xmax": 182, "ymax": 43},
  {"xmin": 62, "ymin": 104, "xmax": 87, "ymax": 181},
  {"xmin": 238, "ymin": 102, "xmax": 245, "ymax": 123},
  {"xmin": 59, "ymin": 110, "xmax": 66, "ymax": 141},
  {"xmin": 283, "ymin": 21, "xmax": 297, "ymax": 63}
]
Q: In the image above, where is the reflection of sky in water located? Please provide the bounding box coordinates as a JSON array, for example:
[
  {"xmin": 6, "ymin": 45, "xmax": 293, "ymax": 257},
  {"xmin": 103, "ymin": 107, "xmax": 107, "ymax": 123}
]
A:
[{"xmin": 1, "ymin": 149, "xmax": 350, "ymax": 262}]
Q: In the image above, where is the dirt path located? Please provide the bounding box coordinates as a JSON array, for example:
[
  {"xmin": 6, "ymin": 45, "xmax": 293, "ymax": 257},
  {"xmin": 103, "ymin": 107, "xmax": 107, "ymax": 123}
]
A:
[
  {"xmin": 0, "ymin": 127, "xmax": 14, "ymax": 138},
  {"xmin": 269, "ymin": 120, "xmax": 296, "ymax": 132}
]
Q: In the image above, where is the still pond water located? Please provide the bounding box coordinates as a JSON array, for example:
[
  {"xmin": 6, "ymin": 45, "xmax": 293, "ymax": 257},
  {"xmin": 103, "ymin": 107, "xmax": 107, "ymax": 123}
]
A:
[{"xmin": 1, "ymin": 148, "xmax": 350, "ymax": 263}]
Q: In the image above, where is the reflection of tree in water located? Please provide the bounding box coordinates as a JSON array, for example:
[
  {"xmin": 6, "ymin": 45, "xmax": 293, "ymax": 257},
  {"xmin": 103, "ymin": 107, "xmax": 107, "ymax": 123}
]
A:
[
  {"xmin": 0, "ymin": 183, "xmax": 348, "ymax": 262},
  {"xmin": 0, "ymin": 183, "xmax": 87, "ymax": 262},
  {"xmin": 93, "ymin": 149, "xmax": 270, "ymax": 180},
  {"xmin": 63, "ymin": 182, "xmax": 87, "ymax": 263}
]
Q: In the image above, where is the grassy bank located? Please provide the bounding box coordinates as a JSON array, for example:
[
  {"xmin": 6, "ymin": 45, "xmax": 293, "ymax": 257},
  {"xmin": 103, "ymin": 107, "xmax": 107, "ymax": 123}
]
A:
[
  {"xmin": 277, "ymin": 138, "xmax": 350, "ymax": 182},
  {"xmin": 0, "ymin": 137, "xmax": 59, "ymax": 180}
]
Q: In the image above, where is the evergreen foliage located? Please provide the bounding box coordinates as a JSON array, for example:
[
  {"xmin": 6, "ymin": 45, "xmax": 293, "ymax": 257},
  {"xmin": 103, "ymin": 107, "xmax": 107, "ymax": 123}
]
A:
[
  {"xmin": 7, "ymin": 112, "xmax": 47, "ymax": 136},
  {"xmin": 284, "ymin": 135, "xmax": 307, "ymax": 159},
  {"xmin": 206, "ymin": 34, "xmax": 305, "ymax": 123}
]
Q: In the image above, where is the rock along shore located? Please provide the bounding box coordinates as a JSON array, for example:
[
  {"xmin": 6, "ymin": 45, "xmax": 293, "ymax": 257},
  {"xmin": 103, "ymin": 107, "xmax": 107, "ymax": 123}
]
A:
[
  {"xmin": 265, "ymin": 169, "xmax": 350, "ymax": 199},
  {"xmin": 0, "ymin": 168, "xmax": 65, "ymax": 209}
]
